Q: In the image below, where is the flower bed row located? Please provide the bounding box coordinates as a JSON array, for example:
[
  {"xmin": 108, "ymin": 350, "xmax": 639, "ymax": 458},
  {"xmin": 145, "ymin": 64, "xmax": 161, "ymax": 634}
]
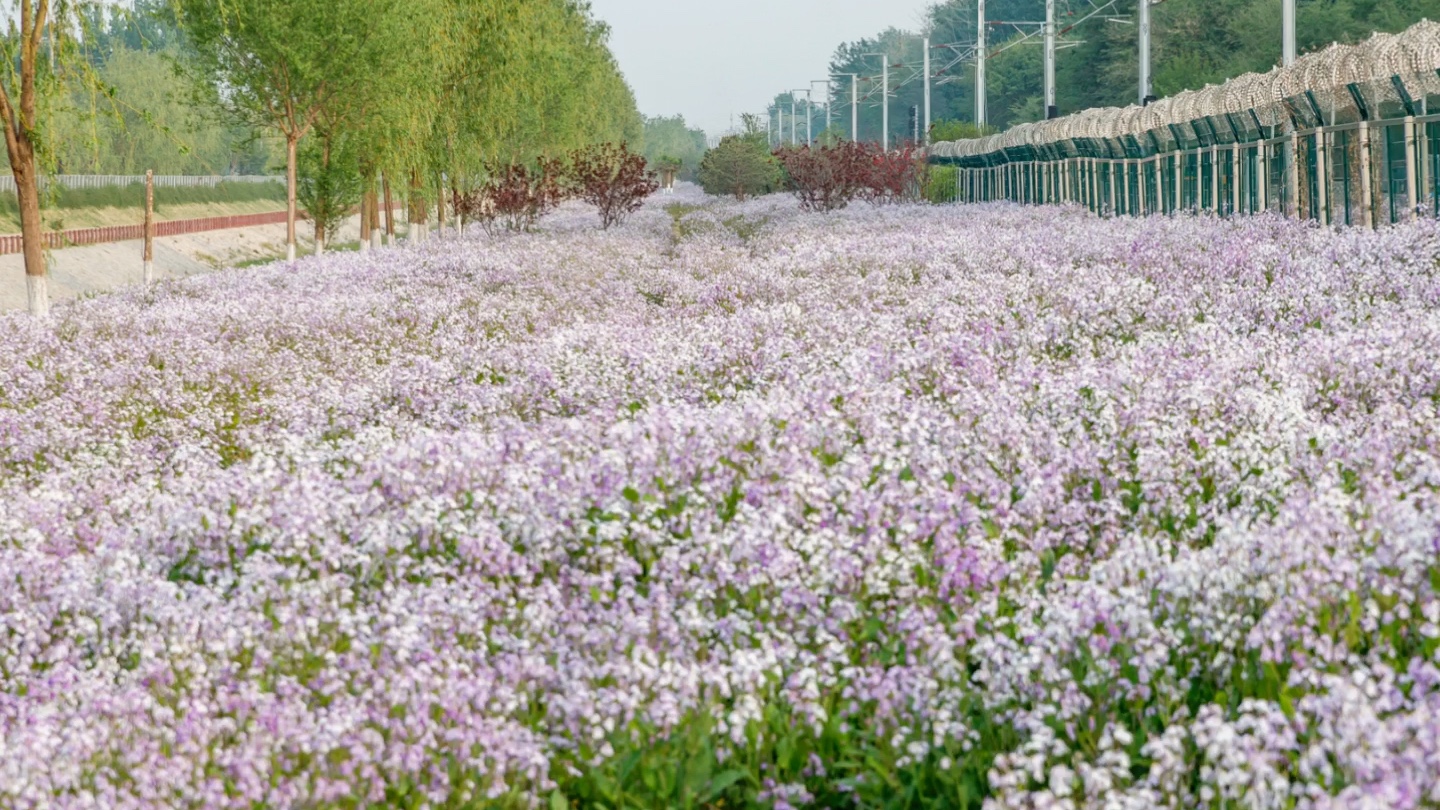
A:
[{"xmin": 1, "ymin": 193, "xmax": 1438, "ymax": 808}]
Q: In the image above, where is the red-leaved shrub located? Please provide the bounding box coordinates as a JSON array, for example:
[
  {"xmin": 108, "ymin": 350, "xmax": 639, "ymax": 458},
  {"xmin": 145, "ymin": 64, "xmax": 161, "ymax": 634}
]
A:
[
  {"xmin": 772, "ymin": 142, "xmax": 928, "ymax": 210},
  {"xmin": 567, "ymin": 143, "xmax": 659, "ymax": 229},
  {"xmin": 455, "ymin": 158, "xmax": 568, "ymax": 234},
  {"xmin": 859, "ymin": 145, "xmax": 926, "ymax": 206},
  {"xmin": 771, "ymin": 141, "xmax": 872, "ymax": 212}
]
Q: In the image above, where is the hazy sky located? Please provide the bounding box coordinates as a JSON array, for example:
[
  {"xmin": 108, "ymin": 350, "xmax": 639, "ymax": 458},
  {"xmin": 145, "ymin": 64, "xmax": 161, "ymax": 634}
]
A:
[{"xmin": 588, "ymin": 0, "xmax": 934, "ymax": 137}]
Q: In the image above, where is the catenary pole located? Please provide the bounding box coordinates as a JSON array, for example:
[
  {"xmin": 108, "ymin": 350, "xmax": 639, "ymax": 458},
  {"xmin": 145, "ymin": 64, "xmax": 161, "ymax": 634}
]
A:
[
  {"xmin": 1138, "ymin": 0, "xmax": 1153, "ymax": 104},
  {"xmin": 1283, "ymin": 0, "xmax": 1296, "ymax": 66},
  {"xmin": 852, "ymin": 75, "xmax": 859, "ymax": 140},
  {"xmin": 976, "ymin": 0, "xmax": 987, "ymax": 129},
  {"xmin": 862, "ymin": 53, "xmax": 888, "ymax": 147},
  {"xmin": 1044, "ymin": 0, "xmax": 1057, "ymax": 118},
  {"xmin": 793, "ymin": 89, "xmax": 812, "ymax": 145},
  {"xmin": 833, "ymin": 74, "xmax": 859, "ymax": 141},
  {"xmin": 923, "ymin": 36, "xmax": 932, "ymax": 143},
  {"xmin": 882, "ymin": 58, "xmax": 889, "ymax": 150},
  {"xmin": 812, "ymin": 80, "xmax": 832, "ymax": 139}
]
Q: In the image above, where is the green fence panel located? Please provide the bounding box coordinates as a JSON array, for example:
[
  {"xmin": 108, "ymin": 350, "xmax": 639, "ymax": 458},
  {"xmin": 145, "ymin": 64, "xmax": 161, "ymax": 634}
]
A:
[{"xmin": 1384, "ymin": 124, "xmax": 1407, "ymax": 223}]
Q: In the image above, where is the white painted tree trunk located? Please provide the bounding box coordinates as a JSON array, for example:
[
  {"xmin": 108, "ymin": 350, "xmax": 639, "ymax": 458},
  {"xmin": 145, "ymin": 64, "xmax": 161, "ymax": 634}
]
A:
[
  {"xmin": 27, "ymin": 275, "xmax": 48, "ymax": 317},
  {"xmin": 143, "ymin": 260, "xmax": 155, "ymax": 284},
  {"xmin": 372, "ymin": 229, "xmax": 383, "ymax": 250},
  {"xmin": 315, "ymin": 236, "xmax": 326, "ymax": 256},
  {"xmin": 359, "ymin": 237, "xmax": 369, "ymax": 254},
  {"xmin": 287, "ymin": 242, "xmax": 297, "ymax": 261}
]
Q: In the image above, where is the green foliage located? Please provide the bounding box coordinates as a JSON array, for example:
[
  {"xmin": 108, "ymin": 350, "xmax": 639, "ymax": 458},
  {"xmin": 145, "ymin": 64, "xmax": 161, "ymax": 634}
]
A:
[
  {"xmin": 297, "ymin": 137, "xmax": 362, "ymax": 243},
  {"xmin": 929, "ymin": 120, "xmax": 995, "ymax": 143},
  {"xmin": 0, "ymin": 180, "xmax": 283, "ymax": 219},
  {"xmin": 540, "ymin": 690, "xmax": 1016, "ymax": 810},
  {"xmin": 698, "ymin": 135, "xmax": 780, "ymax": 200},
  {"xmin": 642, "ymin": 115, "xmax": 706, "ymax": 181},
  {"xmin": 0, "ymin": 3, "xmax": 277, "ymax": 177},
  {"xmin": 453, "ymin": 0, "xmax": 645, "ymax": 169},
  {"xmin": 172, "ymin": 0, "xmax": 394, "ymax": 139},
  {"xmin": 923, "ymin": 165, "xmax": 959, "ymax": 204},
  {"xmin": 46, "ymin": 45, "xmax": 277, "ymax": 175}
]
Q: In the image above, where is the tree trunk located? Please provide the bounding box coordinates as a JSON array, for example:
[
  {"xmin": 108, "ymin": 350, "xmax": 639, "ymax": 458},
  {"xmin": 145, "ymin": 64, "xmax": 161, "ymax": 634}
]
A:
[
  {"xmin": 435, "ymin": 171, "xmax": 446, "ymax": 237},
  {"xmin": 382, "ymin": 176, "xmax": 395, "ymax": 245},
  {"xmin": 12, "ymin": 143, "xmax": 47, "ymax": 316},
  {"xmin": 286, "ymin": 133, "xmax": 298, "ymax": 261},
  {"xmin": 408, "ymin": 170, "xmax": 428, "ymax": 243},
  {"xmin": 451, "ymin": 174, "xmax": 463, "ymax": 237},
  {"xmin": 368, "ymin": 188, "xmax": 381, "ymax": 249},
  {"xmin": 358, "ymin": 183, "xmax": 371, "ymax": 253}
]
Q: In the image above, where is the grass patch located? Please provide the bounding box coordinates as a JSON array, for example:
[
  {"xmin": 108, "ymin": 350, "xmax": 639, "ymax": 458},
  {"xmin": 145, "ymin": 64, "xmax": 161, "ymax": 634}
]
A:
[
  {"xmin": 230, "ymin": 239, "xmax": 365, "ymax": 269},
  {"xmin": 10, "ymin": 180, "xmax": 286, "ymax": 215}
]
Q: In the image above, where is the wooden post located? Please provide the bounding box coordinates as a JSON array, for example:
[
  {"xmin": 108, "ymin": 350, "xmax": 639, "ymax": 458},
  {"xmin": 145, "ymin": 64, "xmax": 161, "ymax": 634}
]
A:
[{"xmin": 143, "ymin": 170, "xmax": 155, "ymax": 284}]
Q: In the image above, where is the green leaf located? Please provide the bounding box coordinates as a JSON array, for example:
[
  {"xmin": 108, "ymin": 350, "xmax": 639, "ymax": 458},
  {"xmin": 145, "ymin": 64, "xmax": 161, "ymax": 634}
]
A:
[
  {"xmin": 549, "ymin": 790, "xmax": 569, "ymax": 810},
  {"xmin": 700, "ymin": 769, "xmax": 748, "ymax": 802}
]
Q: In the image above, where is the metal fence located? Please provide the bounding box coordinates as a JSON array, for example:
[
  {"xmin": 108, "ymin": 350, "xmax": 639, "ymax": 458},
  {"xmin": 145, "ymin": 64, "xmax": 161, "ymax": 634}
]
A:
[
  {"xmin": 929, "ymin": 19, "xmax": 1440, "ymax": 227},
  {"xmin": 0, "ymin": 174, "xmax": 281, "ymax": 193}
]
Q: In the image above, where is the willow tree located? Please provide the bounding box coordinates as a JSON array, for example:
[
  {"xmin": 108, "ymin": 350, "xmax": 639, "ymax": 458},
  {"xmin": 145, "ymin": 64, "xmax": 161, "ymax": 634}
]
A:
[
  {"xmin": 1, "ymin": 0, "xmax": 100, "ymax": 316},
  {"xmin": 174, "ymin": 0, "xmax": 400, "ymax": 262},
  {"xmin": 310, "ymin": 0, "xmax": 454, "ymax": 253},
  {"xmin": 446, "ymin": 0, "xmax": 643, "ymax": 181}
]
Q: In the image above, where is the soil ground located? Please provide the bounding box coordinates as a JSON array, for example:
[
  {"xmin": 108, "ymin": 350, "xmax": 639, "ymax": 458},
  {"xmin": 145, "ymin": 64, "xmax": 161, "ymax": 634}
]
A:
[
  {"xmin": 0, "ymin": 199, "xmax": 290, "ymax": 233},
  {"xmin": 0, "ymin": 213, "xmax": 420, "ymax": 312}
]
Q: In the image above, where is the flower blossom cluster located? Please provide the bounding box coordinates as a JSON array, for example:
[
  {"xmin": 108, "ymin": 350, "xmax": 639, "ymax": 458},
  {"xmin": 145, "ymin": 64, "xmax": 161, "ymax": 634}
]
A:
[{"xmin": 2, "ymin": 188, "xmax": 1439, "ymax": 808}]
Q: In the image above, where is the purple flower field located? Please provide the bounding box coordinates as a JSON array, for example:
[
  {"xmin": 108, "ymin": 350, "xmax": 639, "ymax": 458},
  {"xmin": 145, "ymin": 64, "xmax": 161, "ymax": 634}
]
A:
[{"xmin": 2, "ymin": 192, "xmax": 1440, "ymax": 809}]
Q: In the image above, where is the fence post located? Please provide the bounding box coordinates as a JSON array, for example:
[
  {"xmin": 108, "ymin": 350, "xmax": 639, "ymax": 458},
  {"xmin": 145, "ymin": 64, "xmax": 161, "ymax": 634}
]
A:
[
  {"xmin": 1174, "ymin": 154, "xmax": 1183, "ymax": 212},
  {"xmin": 1420, "ymin": 121, "xmax": 1432, "ymax": 216},
  {"xmin": 1230, "ymin": 144, "xmax": 1241, "ymax": 216},
  {"xmin": 1259, "ymin": 142, "xmax": 1270, "ymax": 213},
  {"xmin": 1156, "ymin": 157, "xmax": 1165, "ymax": 214},
  {"xmin": 1089, "ymin": 159, "xmax": 1097, "ymax": 209},
  {"xmin": 1358, "ymin": 120, "xmax": 1374, "ymax": 228},
  {"xmin": 143, "ymin": 170, "xmax": 155, "ymax": 284},
  {"xmin": 1121, "ymin": 160, "xmax": 1131, "ymax": 214},
  {"xmin": 1106, "ymin": 160, "xmax": 1115, "ymax": 214},
  {"xmin": 1405, "ymin": 116, "xmax": 1419, "ymax": 221},
  {"xmin": 1287, "ymin": 131, "xmax": 1300, "ymax": 217}
]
